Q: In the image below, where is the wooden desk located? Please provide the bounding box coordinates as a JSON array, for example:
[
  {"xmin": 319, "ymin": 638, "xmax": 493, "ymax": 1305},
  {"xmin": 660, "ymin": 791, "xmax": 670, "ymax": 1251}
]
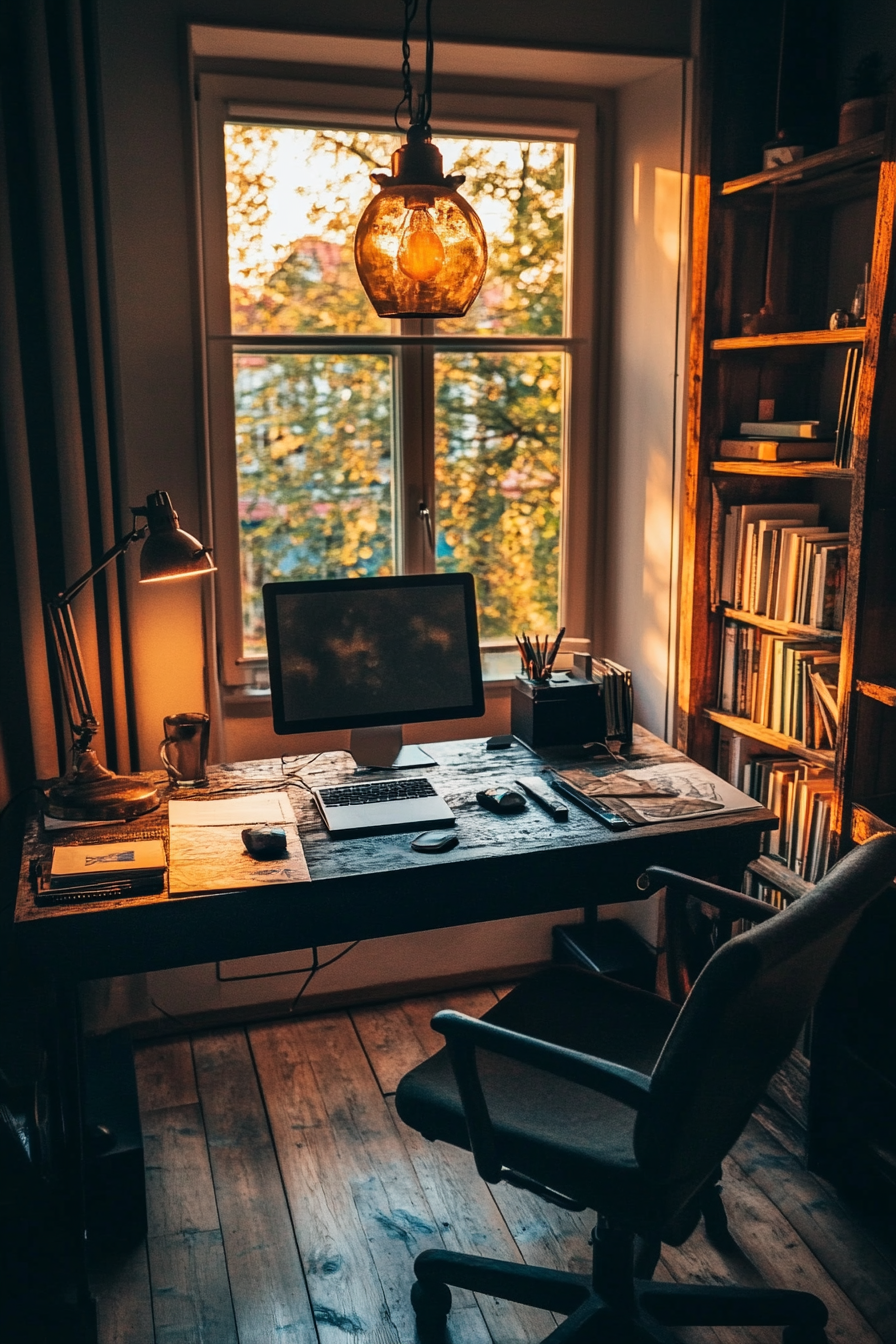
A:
[{"xmin": 15, "ymin": 727, "xmax": 774, "ymax": 982}]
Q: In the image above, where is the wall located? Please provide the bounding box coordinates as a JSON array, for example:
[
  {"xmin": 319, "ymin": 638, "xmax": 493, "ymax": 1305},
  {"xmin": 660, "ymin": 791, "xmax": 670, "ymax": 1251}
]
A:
[
  {"xmin": 601, "ymin": 62, "xmax": 690, "ymax": 948},
  {"xmin": 605, "ymin": 63, "xmax": 689, "ymax": 742}
]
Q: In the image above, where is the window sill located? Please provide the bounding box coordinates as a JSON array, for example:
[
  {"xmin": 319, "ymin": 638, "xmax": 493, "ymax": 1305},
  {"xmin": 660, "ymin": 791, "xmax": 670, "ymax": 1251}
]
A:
[{"xmin": 223, "ymin": 678, "xmax": 514, "ymax": 719}]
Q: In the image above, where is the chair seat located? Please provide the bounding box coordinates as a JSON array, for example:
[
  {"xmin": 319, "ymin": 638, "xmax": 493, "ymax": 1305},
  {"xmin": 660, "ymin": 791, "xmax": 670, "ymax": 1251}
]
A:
[{"xmin": 395, "ymin": 966, "xmax": 680, "ymax": 1226}]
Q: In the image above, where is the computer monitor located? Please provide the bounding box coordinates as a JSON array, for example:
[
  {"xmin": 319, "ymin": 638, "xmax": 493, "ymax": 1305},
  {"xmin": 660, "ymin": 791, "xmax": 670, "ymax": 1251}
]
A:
[{"xmin": 263, "ymin": 573, "xmax": 485, "ymax": 768}]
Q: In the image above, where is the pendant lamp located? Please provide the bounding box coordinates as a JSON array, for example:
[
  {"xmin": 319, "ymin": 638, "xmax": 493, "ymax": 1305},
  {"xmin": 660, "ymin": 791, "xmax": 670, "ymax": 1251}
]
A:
[{"xmin": 354, "ymin": 0, "xmax": 487, "ymax": 319}]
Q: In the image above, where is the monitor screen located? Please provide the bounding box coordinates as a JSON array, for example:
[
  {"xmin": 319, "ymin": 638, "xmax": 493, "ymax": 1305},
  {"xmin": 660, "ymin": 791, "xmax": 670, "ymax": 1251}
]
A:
[{"xmin": 264, "ymin": 574, "xmax": 485, "ymax": 735}]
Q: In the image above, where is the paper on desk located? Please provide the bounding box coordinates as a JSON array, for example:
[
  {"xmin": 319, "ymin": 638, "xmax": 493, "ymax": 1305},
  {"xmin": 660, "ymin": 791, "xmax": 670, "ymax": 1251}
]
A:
[
  {"xmin": 168, "ymin": 823, "xmax": 310, "ymax": 894},
  {"xmin": 168, "ymin": 792, "xmax": 295, "ymax": 826},
  {"xmin": 556, "ymin": 760, "xmax": 763, "ymax": 826}
]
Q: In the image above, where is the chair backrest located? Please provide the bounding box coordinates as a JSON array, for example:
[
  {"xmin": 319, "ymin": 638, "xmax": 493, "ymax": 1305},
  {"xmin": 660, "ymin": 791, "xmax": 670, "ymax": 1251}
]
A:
[{"xmin": 633, "ymin": 833, "xmax": 896, "ymax": 1214}]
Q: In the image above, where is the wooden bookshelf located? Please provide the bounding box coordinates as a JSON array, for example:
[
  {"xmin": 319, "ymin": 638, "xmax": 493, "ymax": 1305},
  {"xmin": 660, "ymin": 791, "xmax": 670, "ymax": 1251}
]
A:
[
  {"xmin": 703, "ymin": 709, "xmax": 835, "ymax": 767},
  {"xmin": 681, "ymin": 9, "xmax": 896, "ymax": 1200},
  {"xmin": 711, "ymin": 328, "xmax": 865, "ymax": 350},
  {"xmin": 710, "ymin": 460, "xmax": 853, "ymax": 480}
]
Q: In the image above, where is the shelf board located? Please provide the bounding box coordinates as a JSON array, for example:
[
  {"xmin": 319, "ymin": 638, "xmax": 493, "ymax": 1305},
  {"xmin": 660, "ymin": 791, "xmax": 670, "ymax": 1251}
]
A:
[
  {"xmin": 721, "ymin": 132, "xmax": 884, "ymax": 196},
  {"xmin": 714, "ymin": 607, "xmax": 842, "ymax": 642},
  {"xmin": 852, "ymin": 796, "xmax": 896, "ymax": 844},
  {"xmin": 856, "ymin": 679, "xmax": 896, "ymax": 707},
  {"xmin": 711, "ymin": 328, "xmax": 865, "ymax": 350},
  {"xmin": 711, "ymin": 459, "xmax": 853, "ymax": 480},
  {"xmin": 703, "ymin": 708, "xmax": 835, "ymax": 765}
]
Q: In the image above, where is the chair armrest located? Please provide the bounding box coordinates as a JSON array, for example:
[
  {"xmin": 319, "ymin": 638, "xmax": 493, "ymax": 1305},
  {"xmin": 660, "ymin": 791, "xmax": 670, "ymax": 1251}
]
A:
[
  {"xmin": 636, "ymin": 866, "xmax": 778, "ymax": 923},
  {"xmin": 430, "ymin": 1009, "xmax": 651, "ymax": 1190}
]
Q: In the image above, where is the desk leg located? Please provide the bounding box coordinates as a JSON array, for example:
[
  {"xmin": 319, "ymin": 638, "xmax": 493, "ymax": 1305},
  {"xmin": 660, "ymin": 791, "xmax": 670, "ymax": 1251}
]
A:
[{"xmin": 55, "ymin": 978, "xmax": 98, "ymax": 1343}]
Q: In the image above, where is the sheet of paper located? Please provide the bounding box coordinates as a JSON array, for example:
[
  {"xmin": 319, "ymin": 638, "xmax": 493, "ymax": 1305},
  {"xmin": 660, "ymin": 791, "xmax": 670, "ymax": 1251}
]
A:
[
  {"xmin": 168, "ymin": 792, "xmax": 295, "ymax": 826},
  {"xmin": 168, "ymin": 823, "xmax": 310, "ymax": 894},
  {"xmin": 557, "ymin": 760, "xmax": 763, "ymax": 826}
]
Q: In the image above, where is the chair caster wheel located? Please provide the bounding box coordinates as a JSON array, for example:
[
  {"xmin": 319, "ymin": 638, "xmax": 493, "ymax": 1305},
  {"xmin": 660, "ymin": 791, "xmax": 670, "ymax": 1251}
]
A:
[
  {"xmin": 412, "ymin": 1279, "xmax": 451, "ymax": 1343},
  {"xmin": 782, "ymin": 1328, "xmax": 828, "ymax": 1343}
]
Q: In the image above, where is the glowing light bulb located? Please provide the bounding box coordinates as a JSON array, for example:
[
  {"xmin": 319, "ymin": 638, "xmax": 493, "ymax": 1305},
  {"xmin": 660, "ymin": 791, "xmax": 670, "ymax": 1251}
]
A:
[{"xmin": 397, "ymin": 207, "xmax": 445, "ymax": 282}]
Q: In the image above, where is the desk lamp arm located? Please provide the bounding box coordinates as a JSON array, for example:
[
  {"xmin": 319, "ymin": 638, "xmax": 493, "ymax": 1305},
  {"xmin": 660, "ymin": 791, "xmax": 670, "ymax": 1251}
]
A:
[{"xmin": 47, "ymin": 517, "xmax": 146, "ymax": 755}]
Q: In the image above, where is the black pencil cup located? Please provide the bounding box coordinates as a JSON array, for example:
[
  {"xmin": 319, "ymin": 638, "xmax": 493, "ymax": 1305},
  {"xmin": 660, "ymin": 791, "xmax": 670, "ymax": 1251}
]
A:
[{"xmin": 510, "ymin": 673, "xmax": 606, "ymax": 749}]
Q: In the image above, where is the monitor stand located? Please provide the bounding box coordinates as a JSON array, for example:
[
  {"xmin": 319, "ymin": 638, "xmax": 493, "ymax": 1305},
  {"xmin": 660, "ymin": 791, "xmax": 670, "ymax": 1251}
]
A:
[{"xmin": 349, "ymin": 725, "xmax": 436, "ymax": 770}]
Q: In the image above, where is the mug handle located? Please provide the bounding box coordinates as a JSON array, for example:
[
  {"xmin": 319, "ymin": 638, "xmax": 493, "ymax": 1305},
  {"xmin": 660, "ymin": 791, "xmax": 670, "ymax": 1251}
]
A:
[{"xmin": 160, "ymin": 737, "xmax": 182, "ymax": 781}]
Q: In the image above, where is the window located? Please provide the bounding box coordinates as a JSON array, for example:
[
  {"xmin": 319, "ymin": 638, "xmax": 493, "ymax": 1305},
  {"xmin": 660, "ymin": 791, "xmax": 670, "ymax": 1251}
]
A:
[{"xmin": 198, "ymin": 76, "xmax": 598, "ymax": 687}]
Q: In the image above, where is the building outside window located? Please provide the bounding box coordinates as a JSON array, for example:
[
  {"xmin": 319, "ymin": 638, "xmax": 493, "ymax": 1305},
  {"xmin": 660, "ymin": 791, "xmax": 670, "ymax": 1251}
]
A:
[{"xmin": 197, "ymin": 77, "xmax": 598, "ymax": 688}]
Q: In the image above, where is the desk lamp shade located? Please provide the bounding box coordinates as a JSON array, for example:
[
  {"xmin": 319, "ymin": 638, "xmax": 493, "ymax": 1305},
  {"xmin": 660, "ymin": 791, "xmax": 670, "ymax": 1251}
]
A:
[
  {"xmin": 139, "ymin": 491, "xmax": 216, "ymax": 582},
  {"xmin": 45, "ymin": 490, "xmax": 214, "ymax": 822},
  {"xmin": 353, "ymin": 0, "xmax": 487, "ymax": 319}
]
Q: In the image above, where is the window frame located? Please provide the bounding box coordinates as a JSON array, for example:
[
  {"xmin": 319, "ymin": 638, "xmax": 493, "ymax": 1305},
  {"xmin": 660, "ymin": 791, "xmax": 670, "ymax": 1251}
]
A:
[{"xmin": 195, "ymin": 72, "xmax": 599, "ymax": 689}]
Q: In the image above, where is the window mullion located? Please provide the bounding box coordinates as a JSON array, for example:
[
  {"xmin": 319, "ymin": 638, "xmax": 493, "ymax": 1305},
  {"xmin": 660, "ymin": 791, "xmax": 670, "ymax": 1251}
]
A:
[{"xmin": 398, "ymin": 319, "xmax": 436, "ymax": 574}]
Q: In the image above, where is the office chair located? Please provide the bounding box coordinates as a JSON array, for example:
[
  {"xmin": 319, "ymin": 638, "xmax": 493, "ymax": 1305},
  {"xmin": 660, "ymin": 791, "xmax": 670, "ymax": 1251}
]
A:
[{"xmin": 395, "ymin": 832, "xmax": 896, "ymax": 1344}]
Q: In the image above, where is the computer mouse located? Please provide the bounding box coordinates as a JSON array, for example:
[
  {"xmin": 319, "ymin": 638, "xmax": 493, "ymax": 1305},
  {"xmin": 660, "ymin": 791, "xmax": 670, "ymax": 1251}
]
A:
[
  {"xmin": 411, "ymin": 830, "xmax": 459, "ymax": 853},
  {"xmin": 241, "ymin": 826, "xmax": 288, "ymax": 858},
  {"xmin": 476, "ymin": 787, "xmax": 527, "ymax": 815}
]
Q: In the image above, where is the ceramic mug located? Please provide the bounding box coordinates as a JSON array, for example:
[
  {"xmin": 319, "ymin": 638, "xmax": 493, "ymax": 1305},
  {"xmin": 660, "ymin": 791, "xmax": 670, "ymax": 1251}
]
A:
[{"xmin": 160, "ymin": 712, "xmax": 210, "ymax": 786}]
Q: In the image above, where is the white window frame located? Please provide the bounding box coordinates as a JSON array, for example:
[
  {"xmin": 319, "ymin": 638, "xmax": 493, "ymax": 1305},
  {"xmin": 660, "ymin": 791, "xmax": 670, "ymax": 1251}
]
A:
[{"xmin": 195, "ymin": 72, "xmax": 599, "ymax": 689}]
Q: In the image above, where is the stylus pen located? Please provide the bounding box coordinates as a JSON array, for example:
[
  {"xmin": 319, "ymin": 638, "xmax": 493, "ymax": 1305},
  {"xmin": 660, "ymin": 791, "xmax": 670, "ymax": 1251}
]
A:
[{"xmin": 548, "ymin": 776, "xmax": 632, "ymax": 831}]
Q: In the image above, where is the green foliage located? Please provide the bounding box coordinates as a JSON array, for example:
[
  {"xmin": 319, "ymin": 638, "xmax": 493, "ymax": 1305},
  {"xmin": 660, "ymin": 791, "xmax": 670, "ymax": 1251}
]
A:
[{"xmin": 225, "ymin": 122, "xmax": 566, "ymax": 650}]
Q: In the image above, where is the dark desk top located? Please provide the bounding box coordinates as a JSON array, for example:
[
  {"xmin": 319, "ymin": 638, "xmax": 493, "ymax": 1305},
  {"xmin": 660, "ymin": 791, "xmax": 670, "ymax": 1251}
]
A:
[{"xmin": 14, "ymin": 727, "xmax": 774, "ymax": 981}]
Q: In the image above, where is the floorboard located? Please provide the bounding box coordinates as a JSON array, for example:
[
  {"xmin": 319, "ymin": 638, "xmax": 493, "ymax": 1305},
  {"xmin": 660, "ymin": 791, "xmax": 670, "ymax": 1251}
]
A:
[{"xmin": 94, "ymin": 986, "xmax": 889, "ymax": 1344}]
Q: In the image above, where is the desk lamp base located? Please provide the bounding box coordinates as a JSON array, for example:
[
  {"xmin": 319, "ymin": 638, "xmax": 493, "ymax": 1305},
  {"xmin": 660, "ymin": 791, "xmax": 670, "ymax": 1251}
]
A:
[{"xmin": 44, "ymin": 750, "xmax": 162, "ymax": 821}]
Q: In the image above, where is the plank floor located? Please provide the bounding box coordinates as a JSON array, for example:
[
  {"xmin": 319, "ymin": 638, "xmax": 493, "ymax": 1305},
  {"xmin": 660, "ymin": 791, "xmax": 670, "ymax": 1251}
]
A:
[{"xmin": 93, "ymin": 986, "xmax": 896, "ymax": 1344}]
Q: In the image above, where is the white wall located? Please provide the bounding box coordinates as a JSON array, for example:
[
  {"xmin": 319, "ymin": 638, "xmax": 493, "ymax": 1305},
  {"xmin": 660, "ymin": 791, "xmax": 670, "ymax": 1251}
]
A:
[
  {"xmin": 606, "ymin": 62, "xmax": 689, "ymax": 744},
  {"xmin": 599, "ymin": 62, "xmax": 690, "ymax": 950}
]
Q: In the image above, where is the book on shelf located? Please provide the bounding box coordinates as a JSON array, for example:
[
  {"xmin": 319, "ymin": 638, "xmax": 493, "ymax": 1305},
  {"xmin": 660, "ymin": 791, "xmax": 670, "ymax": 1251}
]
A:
[
  {"xmin": 718, "ymin": 438, "xmax": 835, "ymax": 461},
  {"xmin": 717, "ymin": 621, "xmax": 839, "ymax": 749},
  {"xmin": 718, "ymin": 503, "xmax": 847, "ymax": 629},
  {"xmin": 726, "ymin": 739, "xmax": 833, "ymax": 888},
  {"xmin": 834, "ymin": 346, "xmax": 863, "ymax": 468},
  {"xmin": 739, "ymin": 419, "xmax": 820, "ymax": 439}
]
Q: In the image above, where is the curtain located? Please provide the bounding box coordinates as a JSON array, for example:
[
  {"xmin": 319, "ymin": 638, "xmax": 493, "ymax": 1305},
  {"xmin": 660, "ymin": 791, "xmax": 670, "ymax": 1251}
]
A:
[{"xmin": 0, "ymin": 0, "xmax": 135, "ymax": 805}]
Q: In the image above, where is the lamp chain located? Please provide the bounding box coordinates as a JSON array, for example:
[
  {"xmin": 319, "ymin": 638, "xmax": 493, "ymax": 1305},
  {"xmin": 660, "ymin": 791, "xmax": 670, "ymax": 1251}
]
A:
[{"xmin": 395, "ymin": 0, "xmax": 434, "ymax": 132}]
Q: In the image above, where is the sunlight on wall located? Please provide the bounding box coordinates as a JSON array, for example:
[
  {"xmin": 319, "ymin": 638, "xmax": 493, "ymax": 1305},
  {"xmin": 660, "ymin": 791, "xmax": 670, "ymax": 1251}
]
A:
[
  {"xmin": 654, "ymin": 166, "xmax": 686, "ymax": 265},
  {"xmin": 642, "ymin": 444, "xmax": 674, "ymax": 688}
]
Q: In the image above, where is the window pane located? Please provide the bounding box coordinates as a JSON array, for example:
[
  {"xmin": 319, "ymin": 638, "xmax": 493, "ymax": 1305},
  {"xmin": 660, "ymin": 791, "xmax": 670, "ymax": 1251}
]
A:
[
  {"xmin": 434, "ymin": 351, "xmax": 563, "ymax": 639},
  {"xmin": 234, "ymin": 352, "xmax": 394, "ymax": 658},
  {"xmin": 435, "ymin": 139, "xmax": 569, "ymax": 336},
  {"xmin": 225, "ymin": 124, "xmax": 400, "ymax": 336},
  {"xmin": 224, "ymin": 124, "xmax": 568, "ymax": 338}
]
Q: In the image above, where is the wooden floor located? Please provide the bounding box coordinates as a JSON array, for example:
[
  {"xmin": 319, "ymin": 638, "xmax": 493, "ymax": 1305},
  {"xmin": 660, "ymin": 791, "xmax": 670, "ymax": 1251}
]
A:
[{"xmin": 92, "ymin": 984, "xmax": 896, "ymax": 1344}]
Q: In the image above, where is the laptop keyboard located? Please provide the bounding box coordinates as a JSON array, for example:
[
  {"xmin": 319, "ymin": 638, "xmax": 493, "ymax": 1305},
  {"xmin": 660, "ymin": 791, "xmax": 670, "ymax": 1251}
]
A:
[{"xmin": 318, "ymin": 778, "xmax": 438, "ymax": 808}]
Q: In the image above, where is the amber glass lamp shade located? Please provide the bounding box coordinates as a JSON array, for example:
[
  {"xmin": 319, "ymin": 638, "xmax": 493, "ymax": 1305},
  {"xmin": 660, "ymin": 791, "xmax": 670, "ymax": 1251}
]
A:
[{"xmin": 354, "ymin": 128, "xmax": 487, "ymax": 319}]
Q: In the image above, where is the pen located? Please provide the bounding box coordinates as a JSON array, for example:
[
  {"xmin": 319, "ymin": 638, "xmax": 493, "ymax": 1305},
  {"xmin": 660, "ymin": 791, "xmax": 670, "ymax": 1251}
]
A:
[{"xmin": 514, "ymin": 776, "xmax": 569, "ymax": 821}]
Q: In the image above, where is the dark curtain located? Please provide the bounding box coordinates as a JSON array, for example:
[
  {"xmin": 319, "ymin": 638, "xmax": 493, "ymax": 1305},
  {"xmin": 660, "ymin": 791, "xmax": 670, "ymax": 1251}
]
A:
[{"xmin": 0, "ymin": 0, "xmax": 135, "ymax": 806}]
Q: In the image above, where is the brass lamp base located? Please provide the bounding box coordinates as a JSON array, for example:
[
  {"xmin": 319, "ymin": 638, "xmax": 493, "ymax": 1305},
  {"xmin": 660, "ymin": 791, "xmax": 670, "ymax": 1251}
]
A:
[{"xmin": 44, "ymin": 750, "xmax": 162, "ymax": 822}]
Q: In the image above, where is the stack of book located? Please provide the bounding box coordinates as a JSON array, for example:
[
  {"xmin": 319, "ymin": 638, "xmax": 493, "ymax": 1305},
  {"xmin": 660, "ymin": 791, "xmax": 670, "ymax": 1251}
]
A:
[
  {"xmin": 591, "ymin": 658, "xmax": 634, "ymax": 741},
  {"xmin": 719, "ymin": 501, "xmax": 847, "ymax": 629},
  {"xmin": 717, "ymin": 730, "xmax": 833, "ymax": 888},
  {"xmin": 717, "ymin": 622, "xmax": 839, "ymax": 749},
  {"xmin": 34, "ymin": 837, "xmax": 167, "ymax": 905},
  {"xmin": 719, "ymin": 418, "xmax": 834, "ymax": 462}
]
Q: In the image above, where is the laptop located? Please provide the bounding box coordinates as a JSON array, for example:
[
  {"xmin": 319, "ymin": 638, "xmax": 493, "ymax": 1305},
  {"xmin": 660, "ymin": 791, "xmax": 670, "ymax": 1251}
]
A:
[{"xmin": 312, "ymin": 776, "xmax": 455, "ymax": 838}]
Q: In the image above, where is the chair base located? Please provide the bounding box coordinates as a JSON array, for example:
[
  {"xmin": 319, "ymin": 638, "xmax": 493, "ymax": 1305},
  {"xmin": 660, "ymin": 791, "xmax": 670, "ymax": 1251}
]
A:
[{"xmin": 412, "ymin": 1246, "xmax": 829, "ymax": 1344}]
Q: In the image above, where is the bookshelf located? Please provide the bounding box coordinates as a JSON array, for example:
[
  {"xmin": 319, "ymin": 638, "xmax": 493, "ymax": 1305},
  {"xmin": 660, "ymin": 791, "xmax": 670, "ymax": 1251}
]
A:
[{"xmin": 680, "ymin": 5, "xmax": 896, "ymax": 1203}]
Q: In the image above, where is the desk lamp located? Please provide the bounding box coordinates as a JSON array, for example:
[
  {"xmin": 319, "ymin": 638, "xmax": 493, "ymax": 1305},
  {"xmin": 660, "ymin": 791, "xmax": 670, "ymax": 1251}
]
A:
[{"xmin": 45, "ymin": 490, "xmax": 215, "ymax": 821}]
